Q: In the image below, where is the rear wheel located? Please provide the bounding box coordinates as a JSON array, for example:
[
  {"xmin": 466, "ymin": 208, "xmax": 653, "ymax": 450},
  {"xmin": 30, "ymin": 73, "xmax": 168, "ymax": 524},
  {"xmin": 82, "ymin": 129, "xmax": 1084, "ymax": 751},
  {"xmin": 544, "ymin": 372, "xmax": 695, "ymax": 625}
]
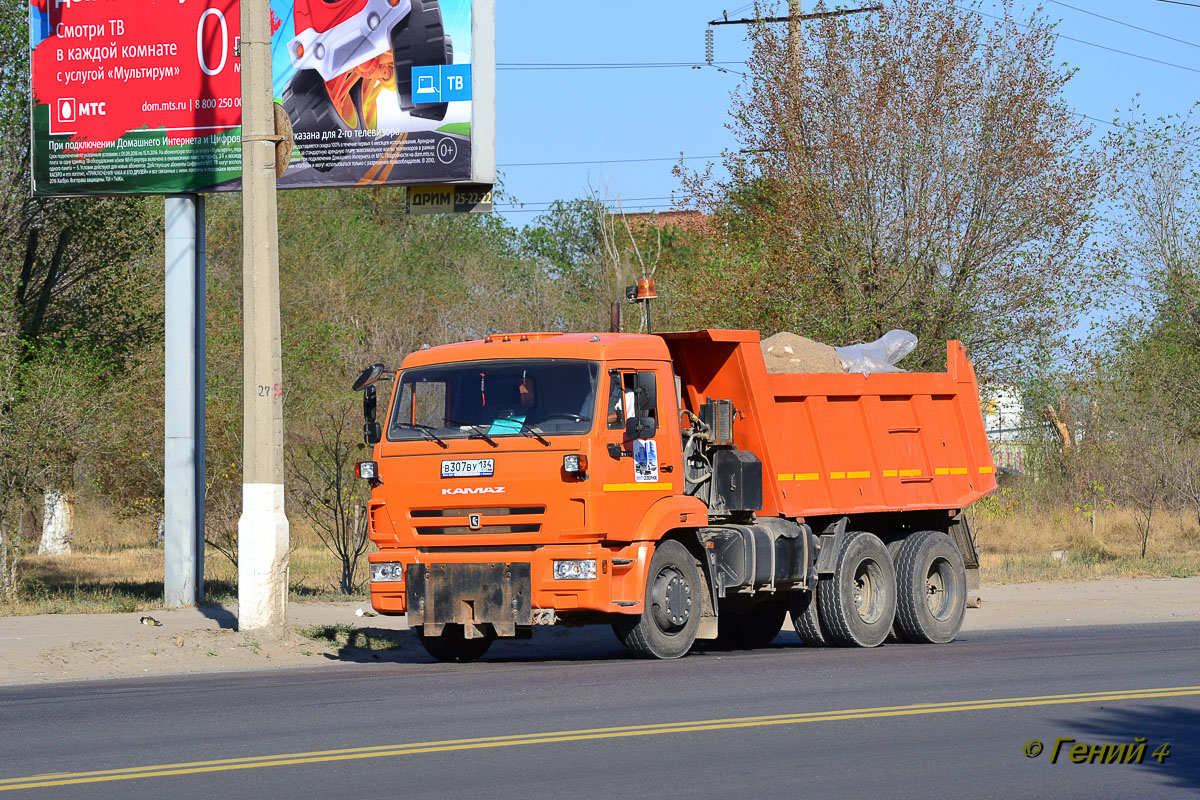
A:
[
  {"xmin": 789, "ymin": 587, "xmax": 827, "ymax": 646},
  {"xmin": 714, "ymin": 599, "xmax": 787, "ymax": 650},
  {"xmin": 817, "ymin": 531, "xmax": 896, "ymax": 648},
  {"xmin": 418, "ymin": 624, "xmax": 494, "ymax": 662},
  {"xmin": 893, "ymin": 531, "xmax": 967, "ymax": 644},
  {"xmin": 391, "ymin": 0, "xmax": 452, "ymax": 121},
  {"xmin": 614, "ymin": 540, "xmax": 701, "ymax": 659}
]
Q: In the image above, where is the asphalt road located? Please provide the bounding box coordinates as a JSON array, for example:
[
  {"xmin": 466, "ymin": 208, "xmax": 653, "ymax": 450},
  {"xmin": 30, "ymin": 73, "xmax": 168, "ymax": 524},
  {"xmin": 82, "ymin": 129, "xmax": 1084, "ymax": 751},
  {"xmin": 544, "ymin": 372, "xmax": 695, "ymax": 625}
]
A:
[{"xmin": 1, "ymin": 622, "xmax": 1198, "ymax": 799}]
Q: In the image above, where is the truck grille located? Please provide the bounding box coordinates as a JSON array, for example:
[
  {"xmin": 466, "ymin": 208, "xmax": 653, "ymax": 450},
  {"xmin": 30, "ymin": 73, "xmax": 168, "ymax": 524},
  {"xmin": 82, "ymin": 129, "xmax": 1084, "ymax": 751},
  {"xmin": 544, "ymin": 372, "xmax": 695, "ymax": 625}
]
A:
[{"xmin": 408, "ymin": 505, "xmax": 545, "ymax": 537}]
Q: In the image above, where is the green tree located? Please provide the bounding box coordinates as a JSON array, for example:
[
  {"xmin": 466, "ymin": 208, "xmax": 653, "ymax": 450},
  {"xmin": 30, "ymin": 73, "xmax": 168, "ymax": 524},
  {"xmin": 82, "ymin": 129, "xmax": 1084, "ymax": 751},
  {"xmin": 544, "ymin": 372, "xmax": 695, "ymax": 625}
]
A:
[{"xmin": 677, "ymin": 0, "xmax": 1105, "ymax": 377}]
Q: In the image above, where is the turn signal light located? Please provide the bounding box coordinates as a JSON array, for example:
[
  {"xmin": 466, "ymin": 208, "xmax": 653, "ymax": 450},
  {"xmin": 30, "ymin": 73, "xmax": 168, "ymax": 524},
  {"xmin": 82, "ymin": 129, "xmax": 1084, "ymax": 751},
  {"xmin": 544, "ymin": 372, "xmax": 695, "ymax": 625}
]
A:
[{"xmin": 563, "ymin": 454, "xmax": 588, "ymax": 474}]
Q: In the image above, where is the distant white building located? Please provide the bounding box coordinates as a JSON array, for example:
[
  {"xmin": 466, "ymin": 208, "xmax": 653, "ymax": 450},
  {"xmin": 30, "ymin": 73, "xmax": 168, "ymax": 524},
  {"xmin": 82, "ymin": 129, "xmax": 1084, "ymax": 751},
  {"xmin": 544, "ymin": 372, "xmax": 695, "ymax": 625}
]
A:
[{"xmin": 981, "ymin": 384, "xmax": 1027, "ymax": 474}]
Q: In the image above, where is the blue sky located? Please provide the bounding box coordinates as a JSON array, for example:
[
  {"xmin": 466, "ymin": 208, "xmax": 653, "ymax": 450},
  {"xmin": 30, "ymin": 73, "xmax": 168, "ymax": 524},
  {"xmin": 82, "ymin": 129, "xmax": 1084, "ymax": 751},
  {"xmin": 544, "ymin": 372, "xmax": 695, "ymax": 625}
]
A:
[{"xmin": 492, "ymin": 0, "xmax": 1200, "ymax": 222}]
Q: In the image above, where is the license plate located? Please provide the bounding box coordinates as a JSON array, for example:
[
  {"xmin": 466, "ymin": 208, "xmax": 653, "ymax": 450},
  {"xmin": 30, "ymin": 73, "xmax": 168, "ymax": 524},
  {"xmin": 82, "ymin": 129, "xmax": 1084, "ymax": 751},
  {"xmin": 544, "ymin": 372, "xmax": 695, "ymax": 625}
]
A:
[{"xmin": 441, "ymin": 459, "xmax": 495, "ymax": 478}]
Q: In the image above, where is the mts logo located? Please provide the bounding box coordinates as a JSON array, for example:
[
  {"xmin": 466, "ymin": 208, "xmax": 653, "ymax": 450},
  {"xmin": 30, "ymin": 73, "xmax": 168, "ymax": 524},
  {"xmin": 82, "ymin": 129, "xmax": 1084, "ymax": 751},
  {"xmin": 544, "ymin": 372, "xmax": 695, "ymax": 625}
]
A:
[{"xmin": 57, "ymin": 99, "xmax": 105, "ymax": 123}]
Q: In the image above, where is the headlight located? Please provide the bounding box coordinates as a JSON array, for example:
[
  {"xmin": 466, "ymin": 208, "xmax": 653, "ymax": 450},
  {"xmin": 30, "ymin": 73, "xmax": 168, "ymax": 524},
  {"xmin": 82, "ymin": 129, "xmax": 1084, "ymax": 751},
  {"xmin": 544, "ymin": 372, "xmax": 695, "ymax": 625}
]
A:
[
  {"xmin": 356, "ymin": 460, "xmax": 379, "ymax": 480},
  {"xmin": 371, "ymin": 563, "xmax": 404, "ymax": 582},
  {"xmin": 563, "ymin": 454, "xmax": 588, "ymax": 474},
  {"xmin": 553, "ymin": 559, "xmax": 597, "ymax": 580}
]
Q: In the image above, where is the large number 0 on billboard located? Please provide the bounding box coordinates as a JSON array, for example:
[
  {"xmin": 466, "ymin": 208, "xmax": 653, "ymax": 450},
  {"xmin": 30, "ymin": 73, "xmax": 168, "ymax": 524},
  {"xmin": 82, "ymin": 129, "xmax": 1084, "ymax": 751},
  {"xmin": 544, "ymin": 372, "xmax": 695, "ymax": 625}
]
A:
[{"xmin": 29, "ymin": 0, "xmax": 492, "ymax": 196}]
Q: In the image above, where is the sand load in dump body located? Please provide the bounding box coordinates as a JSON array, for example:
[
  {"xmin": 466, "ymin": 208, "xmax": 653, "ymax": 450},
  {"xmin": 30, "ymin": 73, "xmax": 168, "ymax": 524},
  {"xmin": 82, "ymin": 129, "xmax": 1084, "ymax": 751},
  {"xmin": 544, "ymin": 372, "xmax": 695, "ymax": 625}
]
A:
[{"xmin": 660, "ymin": 329, "xmax": 997, "ymax": 519}]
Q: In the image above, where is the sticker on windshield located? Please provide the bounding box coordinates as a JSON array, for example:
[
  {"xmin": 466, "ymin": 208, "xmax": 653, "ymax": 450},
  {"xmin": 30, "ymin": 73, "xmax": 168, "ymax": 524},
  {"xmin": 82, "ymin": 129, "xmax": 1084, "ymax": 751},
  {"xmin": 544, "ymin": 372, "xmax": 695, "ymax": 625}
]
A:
[{"xmin": 633, "ymin": 439, "xmax": 658, "ymax": 483}]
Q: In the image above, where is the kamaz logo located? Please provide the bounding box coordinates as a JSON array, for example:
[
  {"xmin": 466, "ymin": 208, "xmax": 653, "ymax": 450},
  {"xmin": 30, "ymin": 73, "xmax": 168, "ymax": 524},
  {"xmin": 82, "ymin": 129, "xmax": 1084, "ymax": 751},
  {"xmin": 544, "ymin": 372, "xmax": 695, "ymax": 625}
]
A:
[{"xmin": 441, "ymin": 486, "xmax": 505, "ymax": 495}]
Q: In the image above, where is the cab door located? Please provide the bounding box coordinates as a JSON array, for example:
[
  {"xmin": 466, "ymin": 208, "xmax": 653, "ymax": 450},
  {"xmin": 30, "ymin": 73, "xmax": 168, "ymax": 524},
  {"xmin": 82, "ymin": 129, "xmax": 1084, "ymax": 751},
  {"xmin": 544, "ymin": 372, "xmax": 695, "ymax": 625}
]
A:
[{"xmin": 594, "ymin": 363, "xmax": 681, "ymax": 542}]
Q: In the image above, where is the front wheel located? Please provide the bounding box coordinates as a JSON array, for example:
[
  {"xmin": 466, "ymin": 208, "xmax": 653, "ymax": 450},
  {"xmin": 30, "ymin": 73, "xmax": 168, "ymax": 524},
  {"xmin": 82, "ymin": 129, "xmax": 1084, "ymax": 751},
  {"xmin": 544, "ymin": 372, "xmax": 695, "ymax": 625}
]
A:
[
  {"xmin": 614, "ymin": 540, "xmax": 701, "ymax": 659},
  {"xmin": 817, "ymin": 530, "xmax": 896, "ymax": 648},
  {"xmin": 418, "ymin": 624, "xmax": 494, "ymax": 662}
]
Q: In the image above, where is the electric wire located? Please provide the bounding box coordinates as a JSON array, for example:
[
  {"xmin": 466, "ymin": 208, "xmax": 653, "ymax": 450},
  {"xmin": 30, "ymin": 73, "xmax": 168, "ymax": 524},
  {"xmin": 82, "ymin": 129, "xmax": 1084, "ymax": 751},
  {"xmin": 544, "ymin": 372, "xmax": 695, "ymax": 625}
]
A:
[
  {"xmin": 1048, "ymin": 0, "xmax": 1200, "ymax": 50},
  {"xmin": 958, "ymin": 5, "xmax": 1200, "ymax": 75}
]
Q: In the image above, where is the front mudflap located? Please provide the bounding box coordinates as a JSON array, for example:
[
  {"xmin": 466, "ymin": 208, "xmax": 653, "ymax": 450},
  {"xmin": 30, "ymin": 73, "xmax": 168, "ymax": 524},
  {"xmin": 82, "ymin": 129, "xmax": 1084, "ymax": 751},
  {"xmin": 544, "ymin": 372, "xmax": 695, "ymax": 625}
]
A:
[{"xmin": 405, "ymin": 562, "xmax": 532, "ymax": 637}]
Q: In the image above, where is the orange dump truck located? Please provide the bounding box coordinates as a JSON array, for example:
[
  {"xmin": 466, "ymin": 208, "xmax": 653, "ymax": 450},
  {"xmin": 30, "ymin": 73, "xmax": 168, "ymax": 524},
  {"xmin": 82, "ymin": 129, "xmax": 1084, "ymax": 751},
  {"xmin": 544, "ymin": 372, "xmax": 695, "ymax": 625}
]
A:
[{"xmin": 354, "ymin": 329, "xmax": 996, "ymax": 660}]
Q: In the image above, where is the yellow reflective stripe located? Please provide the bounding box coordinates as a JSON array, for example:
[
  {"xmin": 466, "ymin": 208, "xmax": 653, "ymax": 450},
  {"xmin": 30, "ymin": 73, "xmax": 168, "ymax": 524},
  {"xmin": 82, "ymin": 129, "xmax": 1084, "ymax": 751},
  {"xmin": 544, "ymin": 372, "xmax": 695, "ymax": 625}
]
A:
[
  {"xmin": 778, "ymin": 473, "xmax": 794, "ymax": 481},
  {"xmin": 797, "ymin": 473, "xmax": 819, "ymax": 481},
  {"xmin": 830, "ymin": 471, "xmax": 846, "ymax": 479},
  {"xmin": 949, "ymin": 467, "xmax": 967, "ymax": 475},
  {"xmin": 935, "ymin": 468, "xmax": 950, "ymax": 475},
  {"xmin": 602, "ymin": 482, "xmax": 673, "ymax": 492},
  {"xmin": 882, "ymin": 470, "xmax": 898, "ymax": 477},
  {"xmin": 979, "ymin": 466, "xmax": 995, "ymax": 474},
  {"xmin": 899, "ymin": 469, "xmax": 921, "ymax": 477},
  {"xmin": 847, "ymin": 471, "xmax": 870, "ymax": 479}
]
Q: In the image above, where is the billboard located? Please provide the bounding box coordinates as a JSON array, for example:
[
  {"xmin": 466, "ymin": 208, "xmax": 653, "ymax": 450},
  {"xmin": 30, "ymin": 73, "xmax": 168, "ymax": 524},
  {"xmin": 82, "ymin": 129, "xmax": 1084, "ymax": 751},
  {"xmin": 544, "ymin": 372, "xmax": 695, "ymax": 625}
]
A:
[{"xmin": 28, "ymin": 0, "xmax": 495, "ymax": 196}]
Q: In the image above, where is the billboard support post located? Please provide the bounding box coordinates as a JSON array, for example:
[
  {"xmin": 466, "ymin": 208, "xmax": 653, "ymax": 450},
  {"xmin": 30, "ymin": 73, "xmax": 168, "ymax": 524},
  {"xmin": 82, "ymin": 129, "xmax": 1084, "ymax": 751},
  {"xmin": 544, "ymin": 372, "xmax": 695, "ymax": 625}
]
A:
[
  {"xmin": 163, "ymin": 194, "xmax": 206, "ymax": 607},
  {"xmin": 237, "ymin": 0, "xmax": 290, "ymax": 630}
]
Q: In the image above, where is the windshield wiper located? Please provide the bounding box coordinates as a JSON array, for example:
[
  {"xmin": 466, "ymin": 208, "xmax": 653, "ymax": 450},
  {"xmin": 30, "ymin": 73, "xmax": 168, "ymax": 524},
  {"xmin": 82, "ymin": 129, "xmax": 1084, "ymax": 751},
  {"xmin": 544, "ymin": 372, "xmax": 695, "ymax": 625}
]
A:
[
  {"xmin": 395, "ymin": 422, "xmax": 448, "ymax": 449},
  {"xmin": 512, "ymin": 420, "xmax": 550, "ymax": 446},
  {"xmin": 445, "ymin": 419, "xmax": 499, "ymax": 447}
]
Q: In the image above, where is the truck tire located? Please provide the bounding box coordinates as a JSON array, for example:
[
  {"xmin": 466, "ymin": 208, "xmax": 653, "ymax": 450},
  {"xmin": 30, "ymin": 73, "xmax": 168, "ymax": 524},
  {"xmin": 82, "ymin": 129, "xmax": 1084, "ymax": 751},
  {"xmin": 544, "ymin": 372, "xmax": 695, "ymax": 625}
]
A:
[
  {"xmin": 893, "ymin": 530, "xmax": 967, "ymax": 644},
  {"xmin": 418, "ymin": 624, "xmax": 494, "ymax": 662},
  {"xmin": 817, "ymin": 530, "xmax": 896, "ymax": 648},
  {"xmin": 714, "ymin": 599, "xmax": 787, "ymax": 649},
  {"xmin": 391, "ymin": 0, "xmax": 452, "ymax": 121},
  {"xmin": 613, "ymin": 539, "xmax": 702, "ymax": 659},
  {"xmin": 282, "ymin": 68, "xmax": 353, "ymax": 173},
  {"xmin": 789, "ymin": 588, "xmax": 827, "ymax": 646}
]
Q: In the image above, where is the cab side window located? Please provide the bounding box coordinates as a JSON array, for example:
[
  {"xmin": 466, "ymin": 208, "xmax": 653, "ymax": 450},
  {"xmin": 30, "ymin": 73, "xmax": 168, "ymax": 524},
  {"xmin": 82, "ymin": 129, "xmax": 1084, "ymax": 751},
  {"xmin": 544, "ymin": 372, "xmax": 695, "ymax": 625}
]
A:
[{"xmin": 607, "ymin": 369, "xmax": 657, "ymax": 430}]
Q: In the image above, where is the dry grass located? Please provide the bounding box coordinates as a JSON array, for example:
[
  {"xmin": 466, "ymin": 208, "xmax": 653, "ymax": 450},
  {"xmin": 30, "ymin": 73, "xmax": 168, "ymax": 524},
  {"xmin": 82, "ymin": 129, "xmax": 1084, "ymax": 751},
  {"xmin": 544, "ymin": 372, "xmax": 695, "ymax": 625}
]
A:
[
  {"xmin": 970, "ymin": 488, "xmax": 1200, "ymax": 583},
  {"xmin": 2, "ymin": 499, "xmax": 362, "ymax": 616}
]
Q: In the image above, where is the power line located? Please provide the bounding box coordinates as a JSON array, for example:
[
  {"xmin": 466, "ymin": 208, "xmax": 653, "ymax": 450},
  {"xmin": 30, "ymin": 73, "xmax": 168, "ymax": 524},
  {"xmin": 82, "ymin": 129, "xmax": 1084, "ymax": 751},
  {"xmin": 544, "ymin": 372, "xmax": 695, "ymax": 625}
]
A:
[
  {"xmin": 497, "ymin": 61, "xmax": 743, "ymax": 71},
  {"xmin": 1048, "ymin": 0, "xmax": 1200, "ymax": 50},
  {"xmin": 499, "ymin": 154, "xmax": 723, "ymax": 167},
  {"xmin": 1152, "ymin": 0, "xmax": 1200, "ymax": 7},
  {"xmin": 959, "ymin": 5, "xmax": 1200, "ymax": 75}
]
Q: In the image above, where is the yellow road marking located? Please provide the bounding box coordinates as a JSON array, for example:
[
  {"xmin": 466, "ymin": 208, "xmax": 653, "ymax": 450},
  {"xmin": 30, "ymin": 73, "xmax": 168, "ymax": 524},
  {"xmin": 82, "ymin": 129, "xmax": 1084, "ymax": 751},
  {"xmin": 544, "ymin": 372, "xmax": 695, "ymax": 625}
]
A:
[
  {"xmin": 602, "ymin": 482, "xmax": 672, "ymax": 492},
  {"xmin": 3, "ymin": 686, "xmax": 1199, "ymax": 792}
]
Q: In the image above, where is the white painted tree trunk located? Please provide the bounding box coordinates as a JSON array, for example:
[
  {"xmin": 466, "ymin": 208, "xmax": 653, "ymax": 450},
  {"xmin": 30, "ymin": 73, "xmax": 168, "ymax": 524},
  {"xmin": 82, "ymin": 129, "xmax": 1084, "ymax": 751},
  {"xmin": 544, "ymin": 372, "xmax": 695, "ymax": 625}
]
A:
[{"xmin": 38, "ymin": 490, "xmax": 74, "ymax": 556}]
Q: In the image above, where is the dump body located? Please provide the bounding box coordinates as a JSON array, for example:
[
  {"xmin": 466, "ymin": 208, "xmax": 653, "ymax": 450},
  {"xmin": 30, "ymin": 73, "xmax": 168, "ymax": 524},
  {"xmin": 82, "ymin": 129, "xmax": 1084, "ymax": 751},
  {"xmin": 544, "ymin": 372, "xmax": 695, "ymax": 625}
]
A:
[{"xmin": 661, "ymin": 329, "xmax": 997, "ymax": 519}]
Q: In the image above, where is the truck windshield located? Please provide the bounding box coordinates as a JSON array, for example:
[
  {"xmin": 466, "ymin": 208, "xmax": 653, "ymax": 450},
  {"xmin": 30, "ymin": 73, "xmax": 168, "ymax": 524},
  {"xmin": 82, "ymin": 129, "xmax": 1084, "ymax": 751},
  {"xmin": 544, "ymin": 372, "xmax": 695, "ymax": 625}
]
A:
[{"xmin": 387, "ymin": 359, "xmax": 600, "ymax": 442}]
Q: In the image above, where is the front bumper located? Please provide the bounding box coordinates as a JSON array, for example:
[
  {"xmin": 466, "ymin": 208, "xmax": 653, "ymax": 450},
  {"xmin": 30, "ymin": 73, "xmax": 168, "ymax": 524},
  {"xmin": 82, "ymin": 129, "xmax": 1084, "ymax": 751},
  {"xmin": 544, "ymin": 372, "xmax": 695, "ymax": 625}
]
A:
[{"xmin": 404, "ymin": 561, "xmax": 532, "ymax": 637}]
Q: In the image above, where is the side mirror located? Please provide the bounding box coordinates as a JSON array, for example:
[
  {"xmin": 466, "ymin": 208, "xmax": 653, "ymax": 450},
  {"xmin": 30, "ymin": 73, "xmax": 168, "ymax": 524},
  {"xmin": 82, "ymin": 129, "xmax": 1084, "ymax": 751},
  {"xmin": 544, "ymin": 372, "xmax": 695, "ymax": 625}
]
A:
[
  {"xmin": 363, "ymin": 421, "xmax": 382, "ymax": 445},
  {"xmin": 362, "ymin": 385, "xmax": 381, "ymax": 445},
  {"xmin": 633, "ymin": 370, "xmax": 657, "ymax": 415},
  {"xmin": 625, "ymin": 416, "xmax": 657, "ymax": 440},
  {"xmin": 353, "ymin": 362, "xmax": 385, "ymax": 392}
]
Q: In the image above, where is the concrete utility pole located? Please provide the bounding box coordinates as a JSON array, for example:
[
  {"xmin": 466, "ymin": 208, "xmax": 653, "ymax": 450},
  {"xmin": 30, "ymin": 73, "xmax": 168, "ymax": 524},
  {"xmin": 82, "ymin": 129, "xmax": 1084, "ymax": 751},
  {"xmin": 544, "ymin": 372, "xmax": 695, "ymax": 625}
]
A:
[{"xmin": 237, "ymin": 0, "xmax": 289, "ymax": 629}]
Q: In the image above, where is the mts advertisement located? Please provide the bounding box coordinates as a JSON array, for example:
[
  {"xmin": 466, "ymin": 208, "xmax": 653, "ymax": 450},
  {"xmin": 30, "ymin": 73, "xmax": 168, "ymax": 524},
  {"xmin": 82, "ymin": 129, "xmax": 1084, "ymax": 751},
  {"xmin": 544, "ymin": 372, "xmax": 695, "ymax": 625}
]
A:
[{"xmin": 29, "ymin": 0, "xmax": 481, "ymax": 195}]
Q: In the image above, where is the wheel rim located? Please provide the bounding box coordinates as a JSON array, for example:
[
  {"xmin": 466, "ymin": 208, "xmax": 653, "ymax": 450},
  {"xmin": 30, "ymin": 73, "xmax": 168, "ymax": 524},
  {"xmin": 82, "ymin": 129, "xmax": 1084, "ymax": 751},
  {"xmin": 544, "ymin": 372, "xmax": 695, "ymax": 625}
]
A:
[
  {"xmin": 925, "ymin": 557, "xmax": 955, "ymax": 621},
  {"xmin": 650, "ymin": 565, "xmax": 692, "ymax": 633},
  {"xmin": 853, "ymin": 559, "xmax": 884, "ymax": 625}
]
